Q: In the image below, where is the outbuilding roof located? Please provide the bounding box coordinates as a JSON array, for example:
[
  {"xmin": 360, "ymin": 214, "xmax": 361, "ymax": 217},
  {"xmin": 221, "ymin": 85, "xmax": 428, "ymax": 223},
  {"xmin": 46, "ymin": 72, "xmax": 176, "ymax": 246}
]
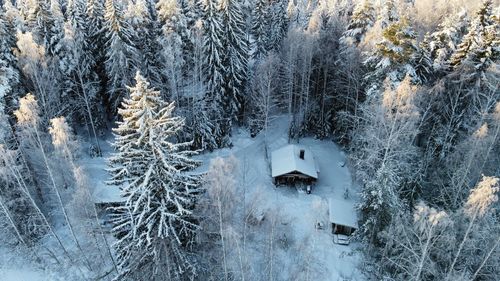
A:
[
  {"xmin": 328, "ymin": 198, "xmax": 358, "ymax": 229},
  {"xmin": 271, "ymin": 144, "xmax": 319, "ymax": 179}
]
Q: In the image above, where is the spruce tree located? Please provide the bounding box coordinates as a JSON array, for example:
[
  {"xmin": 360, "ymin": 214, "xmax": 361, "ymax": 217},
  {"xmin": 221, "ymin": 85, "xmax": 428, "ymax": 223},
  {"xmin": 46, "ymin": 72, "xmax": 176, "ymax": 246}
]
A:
[
  {"xmin": 428, "ymin": 9, "xmax": 469, "ymax": 74},
  {"xmin": 128, "ymin": 0, "xmax": 166, "ymax": 92},
  {"xmin": 364, "ymin": 17, "xmax": 418, "ymax": 94},
  {"xmin": 252, "ymin": 0, "xmax": 270, "ymax": 60},
  {"xmin": 0, "ymin": 8, "xmax": 20, "ymax": 112},
  {"xmin": 342, "ymin": 0, "xmax": 375, "ymax": 44},
  {"xmin": 427, "ymin": 0, "xmax": 500, "ymax": 159},
  {"xmin": 202, "ymin": 0, "xmax": 230, "ymax": 147},
  {"xmin": 63, "ymin": 0, "xmax": 105, "ymax": 151},
  {"xmin": 191, "ymin": 97, "xmax": 217, "ymax": 151},
  {"xmin": 379, "ymin": 0, "xmax": 399, "ymax": 29},
  {"xmin": 411, "ymin": 35, "xmax": 433, "ymax": 84},
  {"xmin": 65, "ymin": 0, "xmax": 96, "ymax": 89},
  {"xmin": 104, "ymin": 0, "xmax": 139, "ymax": 112},
  {"xmin": 450, "ymin": 0, "xmax": 498, "ymax": 76},
  {"xmin": 220, "ymin": 0, "xmax": 249, "ymax": 121},
  {"xmin": 268, "ymin": 0, "xmax": 288, "ymax": 52},
  {"xmin": 87, "ymin": 0, "xmax": 107, "ymax": 79},
  {"xmin": 27, "ymin": 0, "xmax": 64, "ymax": 57},
  {"xmin": 109, "ymin": 72, "xmax": 201, "ymax": 280}
]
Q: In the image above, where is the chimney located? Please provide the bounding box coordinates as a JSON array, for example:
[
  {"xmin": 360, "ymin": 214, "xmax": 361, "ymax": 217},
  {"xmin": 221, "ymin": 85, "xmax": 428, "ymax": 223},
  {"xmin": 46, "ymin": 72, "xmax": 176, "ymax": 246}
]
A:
[{"xmin": 299, "ymin": 149, "xmax": 305, "ymax": 160}]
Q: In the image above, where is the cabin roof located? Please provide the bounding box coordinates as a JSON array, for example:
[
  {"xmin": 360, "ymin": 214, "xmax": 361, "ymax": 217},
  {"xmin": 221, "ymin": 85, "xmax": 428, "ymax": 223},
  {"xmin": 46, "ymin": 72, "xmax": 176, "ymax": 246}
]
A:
[
  {"xmin": 329, "ymin": 198, "xmax": 358, "ymax": 229},
  {"xmin": 271, "ymin": 144, "xmax": 319, "ymax": 179}
]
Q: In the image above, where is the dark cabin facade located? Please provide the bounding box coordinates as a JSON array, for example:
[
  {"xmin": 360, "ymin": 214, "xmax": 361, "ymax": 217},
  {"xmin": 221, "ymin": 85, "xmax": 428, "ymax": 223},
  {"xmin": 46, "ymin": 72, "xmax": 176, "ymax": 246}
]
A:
[{"xmin": 271, "ymin": 145, "xmax": 319, "ymax": 186}]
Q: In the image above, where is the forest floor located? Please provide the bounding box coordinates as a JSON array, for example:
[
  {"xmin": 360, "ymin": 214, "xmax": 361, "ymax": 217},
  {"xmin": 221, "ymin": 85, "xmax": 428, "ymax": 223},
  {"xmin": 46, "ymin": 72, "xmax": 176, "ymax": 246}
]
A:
[
  {"xmin": 190, "ymin": 116, "xmax": 365, "ymax": 280},
  {"xmin": 0, "ymin": 246, "xmax": 47, "ymax": 281},
  {"xmin": 0, "ymin": 116, "xmax": 365, "ymax": 280}
]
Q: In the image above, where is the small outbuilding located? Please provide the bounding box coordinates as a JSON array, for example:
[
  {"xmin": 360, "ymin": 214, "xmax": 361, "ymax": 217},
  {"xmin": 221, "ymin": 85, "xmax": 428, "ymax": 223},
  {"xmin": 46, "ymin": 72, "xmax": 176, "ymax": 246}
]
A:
[
  {"xmin": 329, "ymin": 198, "xmax": 358, "ymax": 245},
  {"xmin": 271, "ymin": 144, "xmax": 319, "ymax": 186}
]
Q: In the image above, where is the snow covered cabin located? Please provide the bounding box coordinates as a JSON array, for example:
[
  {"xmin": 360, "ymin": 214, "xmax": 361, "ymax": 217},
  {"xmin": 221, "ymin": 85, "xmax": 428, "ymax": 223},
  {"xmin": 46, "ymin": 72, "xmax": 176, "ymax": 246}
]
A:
[
  {"xmin": 329, "ymin": 198, "xmax": 358, "ymax": 245},
  {"xmin": 271, "ymin": 144, "xmax": 319, "ymax": 186}
]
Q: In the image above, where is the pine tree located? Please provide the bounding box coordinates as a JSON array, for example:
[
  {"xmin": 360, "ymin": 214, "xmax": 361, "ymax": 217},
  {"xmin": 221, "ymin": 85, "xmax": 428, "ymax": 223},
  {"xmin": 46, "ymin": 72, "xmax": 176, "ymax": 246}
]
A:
[
  {"xmin": 128, "ymin": 0, "xmax": 166, "ymax": 92},
  {"xmin": 27, "ymin": 0, "xmax": 64, "ymax": 57},
  {"xmin": 364, "ymin": 17, "xmax": 418, "ymax": 94},
  {"xmin": 252, "ymin": 0, "xmax": 270, "ymax": 60},
  {"xmin": 411, "ymin": 35, "xmax": 433, "ymax": 84},
  {"xmin": 342, "ymin": 0, "xmax": 375, "ymax": 44},
  {"xmin": 109, "ymin": 72, "xmax": 201, "ymax": 280},
  {"xmin": 87, "ymin": 0, "xmax": 107, "ymax": 79},
  {"xmin": 379, "ymin": 0, "xmax": 399, "ymax": 29},
  {"xmin": 202, "ymin": 0, "xmax": 230, "ymax": 147},
  {"xmin": 449, "ymin": 0, "xmax": 498, "ymax": 86},
  {"xmin": 450, "ymin": 0, "xmax": 496, "ymax": 68},
  {"xmin": 0, "ymin": 8, "xmax": 20, "ymax": 113},
  {"xmin": 220, "ymin": 0, "xmax": 249, "ymax": 120},
  {"xmin": 104, "ymin": 0, "xmax": 139, "ymax": 112},
  {"xmin": 428, "ymin": 9, "xmax": 469, "ymax": 74},
  {"xmin": 268, "ymin": 0, "xmax": 288, "ymax": 52}
]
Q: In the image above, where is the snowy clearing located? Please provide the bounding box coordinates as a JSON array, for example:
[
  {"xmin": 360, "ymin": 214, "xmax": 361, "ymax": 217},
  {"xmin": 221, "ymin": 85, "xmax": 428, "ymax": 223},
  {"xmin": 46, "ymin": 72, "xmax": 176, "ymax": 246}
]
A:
[{"xmin": 194, "ymin": 117, "xmax": 364, "ymax": 280}]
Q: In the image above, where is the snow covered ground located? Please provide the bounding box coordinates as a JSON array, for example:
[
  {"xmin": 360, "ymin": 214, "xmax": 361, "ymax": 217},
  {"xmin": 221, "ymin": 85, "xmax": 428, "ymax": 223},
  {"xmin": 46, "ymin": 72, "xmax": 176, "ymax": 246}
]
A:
[
  {"xmin": 193, "ymin": 117, "xmax": 365, "ymax": 280},
  {"xmin": 0, "ymin": 116, "xmax": 363, "ymax": 281},
  {"xmin": 79, "ymin": 139, "xmax": 122, "ymax": 204},
  {"xmin": 0, "ymin": 247, "xmax": 47, "ymax": 281}
]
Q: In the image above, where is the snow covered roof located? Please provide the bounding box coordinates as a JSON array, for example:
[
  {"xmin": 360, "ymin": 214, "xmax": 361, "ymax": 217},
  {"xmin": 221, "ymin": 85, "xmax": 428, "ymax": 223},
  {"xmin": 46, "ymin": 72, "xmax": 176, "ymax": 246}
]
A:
[
  {"xmin": 271, "ymin": 144, "xmax": 319, "ymax": 179},
  {"xmin": 328, "ymin": 198, "xmax": 358, "ymax": 229}
]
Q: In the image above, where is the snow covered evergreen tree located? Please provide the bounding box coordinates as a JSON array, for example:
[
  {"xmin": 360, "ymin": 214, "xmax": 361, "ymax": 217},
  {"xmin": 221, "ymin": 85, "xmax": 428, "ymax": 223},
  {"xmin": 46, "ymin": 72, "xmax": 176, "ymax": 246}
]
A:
[
  {"xmin": 379, "ymin": 0, "xmax": 399, "ymax": 29},
  {"xmin": 0, "ymin": 8, "xmax": 20, "ymax": 113},
  {"xmin": 364, "ymin": 17, "xmax": 418, "ymax": 95},
  {"xmin": 27, "ymin": 0, "xmax": 64, "ymax": 57},
  {"xmin": 268, "ymin": 0, "xmax": 288, "ymax": 52},
  {"xmin": 428, "ymin": 9, "xmax": 469, "ymax": 74},
  {"xmin": 86, "ymin": 0, "xmax": 107, "ymax": 84},
  {"xmin": 191, "ymin": 98, "xmax": 217, "ymax": 151},
  {"xmin": 426, "ymin": 1, "xmax": 499, "ymax": 162},
  {"xmin": 342, "ymin": 0, "xmax": 375, "ymax": 44},
  {"xmin": 252, "ymin": 0, "xmax": 270, "ymax": 60},
  {"xmin": 187, "ymin": 19, "xmax": 218, "ymax": 151},
  {"xmin": 202, "ymin": 0, "xmax": 231, "ymax": 147},
  {"xmin": 450, "ymin": 0, "xmax": 496, "ymax": 68},
  {"xmin": 127, "ymin": 0, "xmax": 166, "ymax": 93},
  {"xmin": 220, "ymin": 0, "xmax": 249, "ymax": 121},
  {"xmin": 108, "ymin": 72, "xmax": 202, "ymax": 280},
  {"xmin": 411, "ymin": 35, "xmax": 433, "ymax": 84},
  {"xmin": 64, "ymin": 0, "xmax": 106, "ymax": 137},
  {"xmin": 104, "ymin": 0, "xmax": 139, "ymax": 112},
  {"xmin": 351, "ymin": 77, "xmax": 421, "ymax": 243},
  {"xmin": 449, "ymin": 0, "xmax": 498, "ymax": 85}
]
